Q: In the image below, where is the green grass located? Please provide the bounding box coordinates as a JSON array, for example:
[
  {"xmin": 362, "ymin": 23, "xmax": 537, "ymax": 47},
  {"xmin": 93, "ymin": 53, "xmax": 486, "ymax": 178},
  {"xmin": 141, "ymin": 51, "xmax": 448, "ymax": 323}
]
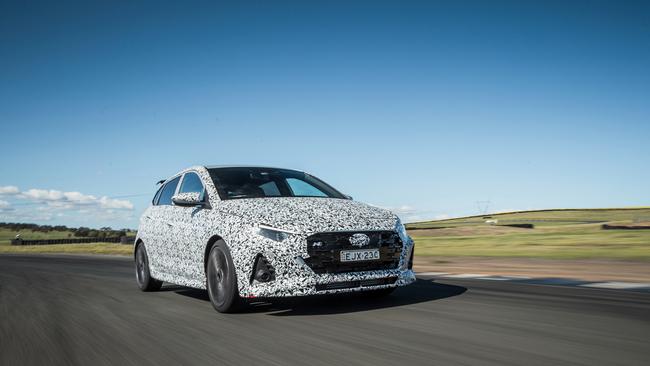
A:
[
  {"xmin": 0, "ymin": 228, "xmax": 137, "ymax": 246},
  {"xmin": 408, "ymin": 208, "xmax": 650, "ymax": 260},
  {"xmin": 0, "ymin": 228, "xmax": 78, "ymax": 245},
  {"xmin": 0, "ymin": 242, "xmax": 133, "ymax": 255},
  {"xmin": 2, "ymin": 208, "xmax": 649, "ymax": 259},
  {"xmin": 0, "ymin": 226, "xmax": 136, "ymax": 254}
]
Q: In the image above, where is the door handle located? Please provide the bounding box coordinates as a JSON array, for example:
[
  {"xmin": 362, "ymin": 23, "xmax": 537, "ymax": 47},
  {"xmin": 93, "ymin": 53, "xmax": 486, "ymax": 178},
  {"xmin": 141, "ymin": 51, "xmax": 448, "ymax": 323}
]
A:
[
  {"xmin": 166, "ymin": 222, "xmax": 175, "ymax": 227},
  {"xmin": 145, "ymin": 215, "xmax": 152, "ymax": 220}
]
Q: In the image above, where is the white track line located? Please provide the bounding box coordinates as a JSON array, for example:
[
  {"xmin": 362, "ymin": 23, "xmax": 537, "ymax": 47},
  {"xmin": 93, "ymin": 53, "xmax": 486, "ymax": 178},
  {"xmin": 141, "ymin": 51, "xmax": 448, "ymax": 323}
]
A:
[
  {"xmin": 416, "ymin": 273, "xmax": 648, "ymax": 291},
  {"xmin": 475, "ymin": 276, "xmax": 531, "ymax": 281},
  {"xmin": 580, "ymin": 282, "xmax": 650, "ymax": 290},
  {"xmin": 417, "ymin": 273, "xmax": 532, "ymax": 280},
  {"xmin": 416, "ymin": 272, "xmax": 449, "ymax": 276},
  {"xmin": 441, "ymin": 273, "xmax": 489, "ymax": 279}
]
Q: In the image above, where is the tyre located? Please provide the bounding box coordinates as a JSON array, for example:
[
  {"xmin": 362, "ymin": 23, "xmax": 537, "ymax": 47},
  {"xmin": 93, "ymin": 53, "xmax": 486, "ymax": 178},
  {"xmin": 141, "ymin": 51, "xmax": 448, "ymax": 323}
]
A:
[
  {"xmin": 206, "ymin": 240, "xmax": 243, "ymax": 313},
  {"xmin": 135, "ymin": 243, "xmax": 163, "ymax": 291},
  {"xmin": 363, "ymin": 287, "xmax": 396, "ymax": 298}
]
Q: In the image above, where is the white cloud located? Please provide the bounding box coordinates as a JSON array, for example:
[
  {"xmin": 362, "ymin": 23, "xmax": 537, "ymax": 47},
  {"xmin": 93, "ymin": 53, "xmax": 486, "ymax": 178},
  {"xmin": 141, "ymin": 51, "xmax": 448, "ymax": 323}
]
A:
[
  {"xmin": 391, "ymin": 205, "xmax": 418, "ymax": 215},
  {"xmin": 378, "ymin": 205, "xmax": 426, "ymax": 223},
  {"xmin": 0, "ymin": 186, "xmax": 19, "ymax": 195},
  {"xmin": 375, "ymin": 204, "xmax": 453, "ymax": 223},
  {"xmin": 98, "ymin": 196, "xmax": 134, "ymax": 210},
  {"xmin": 17, "ymin": 188, "xmax": 133, "ymax": 210},
  {"xmin": 63, "ymin": 191, "xmax": 97, "ymax": 205},
  {"xmin": 35, "ymin": 202, "xmax": 73, "ymax": 211},
  {"xmin": 4, "ymin": 212, "xmax": 55, "ymax": 221},
  {"xmin": 22, "ymin": 189, "xmax": 65, "ymax": 201},
  {"xmin": 0, "ymin": 185, "xmax": 137, "ymax": 226},
  {"xmin": 1, "ymin": 185, "xmax": 134, "ymax": 224}
]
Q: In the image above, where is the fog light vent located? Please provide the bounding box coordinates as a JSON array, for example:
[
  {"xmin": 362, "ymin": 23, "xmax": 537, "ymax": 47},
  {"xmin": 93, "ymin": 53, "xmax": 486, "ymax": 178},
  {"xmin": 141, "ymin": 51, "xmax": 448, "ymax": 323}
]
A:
[{"xmin": 251, "ymin": 254, "xmax": 275, "ymax": 284}]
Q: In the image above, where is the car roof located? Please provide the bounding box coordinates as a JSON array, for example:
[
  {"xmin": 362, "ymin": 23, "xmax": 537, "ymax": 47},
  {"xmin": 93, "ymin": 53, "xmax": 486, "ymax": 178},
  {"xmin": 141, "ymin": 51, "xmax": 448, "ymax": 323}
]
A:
[
  {"xmin": 203, "ymin": 165, "xmax": 300, "ymax": 171},
  {"xmin": 158, "ymin": 165, "xmax": 305, "ymax": 185}
]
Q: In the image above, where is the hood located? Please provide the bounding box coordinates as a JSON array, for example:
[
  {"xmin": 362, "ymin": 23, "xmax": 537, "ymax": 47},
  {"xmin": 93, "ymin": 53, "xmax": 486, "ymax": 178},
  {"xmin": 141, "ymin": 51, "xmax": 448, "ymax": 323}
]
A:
[{"xmin": 216, "ymin": 197, "xmax": 397, "ymax": 234}]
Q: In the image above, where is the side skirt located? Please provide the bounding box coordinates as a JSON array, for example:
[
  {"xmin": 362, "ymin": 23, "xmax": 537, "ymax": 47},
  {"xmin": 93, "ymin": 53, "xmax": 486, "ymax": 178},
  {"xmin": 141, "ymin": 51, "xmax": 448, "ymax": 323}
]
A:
[{"xmin": 149, "ymin": 267, "xmax": 206, "ymax": 290}]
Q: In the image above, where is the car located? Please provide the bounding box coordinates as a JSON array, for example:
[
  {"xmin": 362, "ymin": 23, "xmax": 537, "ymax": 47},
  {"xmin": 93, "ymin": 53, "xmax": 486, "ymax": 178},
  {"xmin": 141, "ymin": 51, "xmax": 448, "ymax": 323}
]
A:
[{"xmin": 134, "ymin": 165, "xmax": 416, "ymax": 312}]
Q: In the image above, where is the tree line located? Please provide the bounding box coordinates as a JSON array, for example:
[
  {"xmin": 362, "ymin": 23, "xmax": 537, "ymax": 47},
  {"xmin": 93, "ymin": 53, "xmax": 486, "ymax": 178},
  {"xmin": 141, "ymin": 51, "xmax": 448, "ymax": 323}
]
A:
[{"xmin": 0, "ymin": 222, "xmax": 134, "ymax": 239}]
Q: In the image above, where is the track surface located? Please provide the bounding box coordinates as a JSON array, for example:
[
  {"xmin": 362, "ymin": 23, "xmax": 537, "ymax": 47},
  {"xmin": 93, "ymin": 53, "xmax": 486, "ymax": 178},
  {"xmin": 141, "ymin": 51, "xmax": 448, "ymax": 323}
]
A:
[{"xmin": 1, "ymin": 255, "xmax": 649, "ymax": 366}]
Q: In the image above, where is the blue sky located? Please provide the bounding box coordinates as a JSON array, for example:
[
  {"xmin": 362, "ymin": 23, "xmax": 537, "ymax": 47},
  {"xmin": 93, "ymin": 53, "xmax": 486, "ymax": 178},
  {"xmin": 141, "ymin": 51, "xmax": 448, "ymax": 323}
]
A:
[{"xmin": 1, "ymin": 0, "xmax": 649, "ymax": 228}]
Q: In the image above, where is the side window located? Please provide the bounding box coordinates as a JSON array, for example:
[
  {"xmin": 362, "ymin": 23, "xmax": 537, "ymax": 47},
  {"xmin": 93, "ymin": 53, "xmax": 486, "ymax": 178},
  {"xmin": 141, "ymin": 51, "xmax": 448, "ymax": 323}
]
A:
[
  {"xmin": 259, "ymin": 181, "xmax": 281, "ymax": 196},
  {"xmin": 179, "ymin": 172, "xmax": 205, "ymax": 200},
  {"xmin": 152, "ymin": 185, "xmax": 164, "ymax": 205},
  {"xmin": 286, "ymin": 178, "xmax": 328, "ymax": 197},
  {"xmin": 158, "ymin": 176, "xmax": 181, "ymax": 205}
]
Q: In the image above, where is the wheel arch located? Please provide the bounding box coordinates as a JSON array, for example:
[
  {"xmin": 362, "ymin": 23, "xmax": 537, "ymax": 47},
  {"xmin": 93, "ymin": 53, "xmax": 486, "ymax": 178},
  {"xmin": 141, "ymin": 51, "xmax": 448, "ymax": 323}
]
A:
[
  {"xmin": 204, "ymin": 234, "xmax": 225, "ymax": 273},
  {"xmin": 134, "ymin": 238, "xmax": 144, "ymax": 259}
]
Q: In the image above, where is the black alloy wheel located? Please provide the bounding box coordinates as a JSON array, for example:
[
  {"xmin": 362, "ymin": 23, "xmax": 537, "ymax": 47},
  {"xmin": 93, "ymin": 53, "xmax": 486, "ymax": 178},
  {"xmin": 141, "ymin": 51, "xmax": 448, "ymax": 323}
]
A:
[
  {"xmin": 206, "ymin": 240, "xmax": 242, "ymax": 313},
  {"xmin": 135, "ymin": 243, "xmax": 163, "ymax": 291}
]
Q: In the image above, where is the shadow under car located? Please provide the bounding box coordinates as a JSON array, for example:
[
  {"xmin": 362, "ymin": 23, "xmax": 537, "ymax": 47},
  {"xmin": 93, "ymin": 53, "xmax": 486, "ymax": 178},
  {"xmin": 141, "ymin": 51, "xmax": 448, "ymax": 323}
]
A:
[{"xmin": 170, "ymin": 279, "xmax": 467, "ymax": 316}]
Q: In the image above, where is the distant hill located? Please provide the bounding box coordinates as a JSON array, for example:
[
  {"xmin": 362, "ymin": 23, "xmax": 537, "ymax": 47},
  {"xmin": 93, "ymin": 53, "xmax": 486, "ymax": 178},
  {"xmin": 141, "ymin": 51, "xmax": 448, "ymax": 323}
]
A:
[
  {"xmin": 405, "ymin": 208, "xmax": 650, "ymax": 260},
  {"xmin": 406, "ymin": 207, "xmax": 650, "ymax": 229}
]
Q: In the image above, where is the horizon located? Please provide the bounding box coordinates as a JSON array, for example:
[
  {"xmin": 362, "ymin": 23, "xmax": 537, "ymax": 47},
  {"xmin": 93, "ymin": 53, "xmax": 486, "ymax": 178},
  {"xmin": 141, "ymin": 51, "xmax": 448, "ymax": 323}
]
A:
[
  {"xmin": 1, "ymin": 0, "xmax": 649, "ymax": 228},
  {"xmin": 3, "ymin": 205, "xmax": 650, "ymax": 230}
]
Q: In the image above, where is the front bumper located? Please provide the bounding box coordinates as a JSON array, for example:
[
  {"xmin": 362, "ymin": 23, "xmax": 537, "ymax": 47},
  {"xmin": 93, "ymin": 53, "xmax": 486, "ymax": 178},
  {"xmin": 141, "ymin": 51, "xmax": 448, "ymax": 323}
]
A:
[
  {"xmin": 235, "ymin": 234, "xmax": 416, "ymax": 298},
  {"xmin": 242, "ymin": 268, "xmax": 416, "ymax": 298}
]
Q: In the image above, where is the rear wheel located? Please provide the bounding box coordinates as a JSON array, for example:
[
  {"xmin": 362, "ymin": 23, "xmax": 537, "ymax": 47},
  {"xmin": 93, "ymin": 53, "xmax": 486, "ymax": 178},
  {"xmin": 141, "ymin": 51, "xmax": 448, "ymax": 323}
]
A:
[
  {"xmin": 206, "ymin": 240, "xmax": 242, "ymax": 313},
  {"xmin": 135, "ymin": 244, "xmax": 163, "ymax": 291}
]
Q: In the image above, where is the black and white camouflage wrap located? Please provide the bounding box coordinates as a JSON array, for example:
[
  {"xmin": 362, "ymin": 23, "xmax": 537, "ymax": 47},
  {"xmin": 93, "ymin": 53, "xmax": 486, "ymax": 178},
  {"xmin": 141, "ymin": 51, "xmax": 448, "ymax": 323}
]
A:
[{"xmin": 135, "ymin": 166, "xmax": 416, "ymax": 298}]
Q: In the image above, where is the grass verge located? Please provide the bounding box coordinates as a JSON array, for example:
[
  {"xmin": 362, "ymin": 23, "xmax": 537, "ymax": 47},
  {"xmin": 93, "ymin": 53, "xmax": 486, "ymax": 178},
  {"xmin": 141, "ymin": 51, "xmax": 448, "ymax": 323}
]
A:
[
  {"xmin": 410, "ymin": 223, "xmax": 650, "ymax": 260},
  {"xmin": 408, "ymin": 208, "xmax": 650, "ymax": 260},
  {"xmin": 2, "ymin": 208, "xmax": 649, "ymax": 260},
  {"xmin": 0, "ymin": 243, "xmax": 133, "ymax": 256}
]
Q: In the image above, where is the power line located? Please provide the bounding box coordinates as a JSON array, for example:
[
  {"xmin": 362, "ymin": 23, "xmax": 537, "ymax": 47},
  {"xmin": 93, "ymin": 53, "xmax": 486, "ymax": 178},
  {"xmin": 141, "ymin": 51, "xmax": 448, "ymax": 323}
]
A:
[{"xmin": 104, "ymin": 193, "xmax": 151, "ymax": 199}]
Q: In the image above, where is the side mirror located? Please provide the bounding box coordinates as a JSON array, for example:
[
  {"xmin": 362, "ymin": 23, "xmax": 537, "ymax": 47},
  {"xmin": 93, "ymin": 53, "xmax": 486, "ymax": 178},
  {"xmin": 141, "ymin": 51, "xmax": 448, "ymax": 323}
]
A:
[
  {"xmin": 344, "ymin": 194, "xmax": 353, "ymax": 200},
  {"xmin": 172, "ymin": 192, "xmax": 204, "ymax": 207}
]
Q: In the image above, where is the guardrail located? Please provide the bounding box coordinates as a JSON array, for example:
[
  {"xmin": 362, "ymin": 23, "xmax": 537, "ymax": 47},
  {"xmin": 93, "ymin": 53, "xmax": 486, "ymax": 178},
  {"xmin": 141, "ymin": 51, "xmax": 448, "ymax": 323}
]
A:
[
  {"xmin": 10, "ymin": 236, "xmax": 136, "ymax": 245},
  {"xmin": 500, "ymin": 223, "xmax": 535, "ymax": 229},
  {"xmin": 602, "ymin": 224, "xmax": 650, "ymax": 230}
]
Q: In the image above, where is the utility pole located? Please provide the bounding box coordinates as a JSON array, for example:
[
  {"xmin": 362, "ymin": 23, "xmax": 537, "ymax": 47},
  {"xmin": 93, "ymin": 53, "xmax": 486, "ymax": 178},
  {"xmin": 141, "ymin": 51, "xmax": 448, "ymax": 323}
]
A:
[{"xmin": 476, "ymin": 200, "xmax": 491, "ymax": 216}]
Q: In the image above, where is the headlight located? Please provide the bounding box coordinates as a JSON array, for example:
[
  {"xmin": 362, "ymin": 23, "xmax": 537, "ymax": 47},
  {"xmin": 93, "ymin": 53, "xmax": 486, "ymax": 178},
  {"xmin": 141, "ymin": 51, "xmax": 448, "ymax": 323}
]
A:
[
  {"xmin": 395, "ymin": 219, "xmax": 410, "ymax": 243},
  {"xmin": 256, "ymin": 224, "xmax": 298, "ymax": 242}
]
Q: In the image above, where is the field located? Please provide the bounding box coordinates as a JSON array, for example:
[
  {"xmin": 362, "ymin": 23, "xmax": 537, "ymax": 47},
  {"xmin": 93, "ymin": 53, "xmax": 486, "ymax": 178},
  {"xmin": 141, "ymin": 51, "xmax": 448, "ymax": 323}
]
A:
[
  {"xmin": 0, "ymin": 227, "xmax": 135, "ymax": 255},
  {"xmin": 407, "ymin": 208, "xmax": 650, "ymax": 260},
  {"xmin": 1, "ymin": 208, "xmax": 649, "ymax": 260},
  {"xmin": 0, "ymin": 228, "xmax": 78, "ymax": 245},
  {"xmin": 0, "ymin": 243, "xmax": 133, "ymax": 255}
]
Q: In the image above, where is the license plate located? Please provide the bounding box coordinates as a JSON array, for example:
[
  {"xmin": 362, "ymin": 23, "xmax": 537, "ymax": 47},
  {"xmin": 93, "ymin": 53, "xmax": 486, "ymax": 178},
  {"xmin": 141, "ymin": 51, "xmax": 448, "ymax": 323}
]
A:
[{"xmin": 340, "ymin": 249, "xmax": 380, "ymax": 262}]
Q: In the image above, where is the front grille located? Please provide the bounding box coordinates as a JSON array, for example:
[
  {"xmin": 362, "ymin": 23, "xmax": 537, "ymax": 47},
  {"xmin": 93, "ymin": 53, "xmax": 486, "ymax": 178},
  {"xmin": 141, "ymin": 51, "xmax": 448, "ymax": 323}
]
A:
[{"xmin": 304, "ymin": 230, "xmax": 403, "ymax": 274}]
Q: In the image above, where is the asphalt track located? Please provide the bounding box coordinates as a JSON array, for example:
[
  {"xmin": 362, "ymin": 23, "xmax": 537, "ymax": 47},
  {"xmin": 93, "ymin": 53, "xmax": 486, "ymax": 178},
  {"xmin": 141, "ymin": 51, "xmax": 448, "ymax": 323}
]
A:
[{"xmin": 1, "ymin": 255, "xmax": 649, "ymax": 366}]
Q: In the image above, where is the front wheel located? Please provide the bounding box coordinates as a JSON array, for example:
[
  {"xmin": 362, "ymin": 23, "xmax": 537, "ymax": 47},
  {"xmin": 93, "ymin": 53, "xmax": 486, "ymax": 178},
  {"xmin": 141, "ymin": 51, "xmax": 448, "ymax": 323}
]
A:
[
  {"xmin": 135, "ymin": 244, "xmax": 163, "ymax": 291},
  {"xmin": 206, "ymin": 240, "xmax": 242, "ymax": 313}
]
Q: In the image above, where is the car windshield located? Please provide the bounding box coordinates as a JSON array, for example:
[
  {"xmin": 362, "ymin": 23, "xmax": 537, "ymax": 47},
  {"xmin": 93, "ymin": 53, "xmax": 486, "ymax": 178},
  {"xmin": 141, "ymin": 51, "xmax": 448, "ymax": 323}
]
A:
[{"xmin": 208, "ymin": 167, "xmax": 346, "ymax": 200}]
